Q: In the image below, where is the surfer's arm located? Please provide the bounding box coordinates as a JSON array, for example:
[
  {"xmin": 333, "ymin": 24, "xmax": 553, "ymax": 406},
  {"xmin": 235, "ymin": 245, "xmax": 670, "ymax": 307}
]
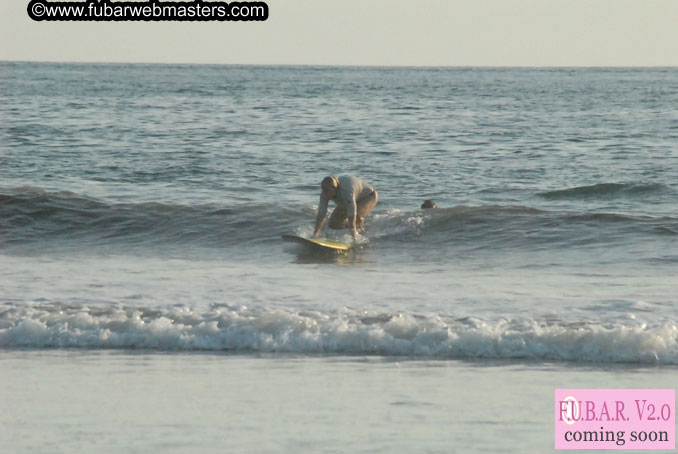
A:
[
  {"xmin": 313, "ymin": 194, "xmax": 329, "ymax": 237},
  {"xmin": 346, "ymin": 197, "xmax": 358, "ymax": 238}
]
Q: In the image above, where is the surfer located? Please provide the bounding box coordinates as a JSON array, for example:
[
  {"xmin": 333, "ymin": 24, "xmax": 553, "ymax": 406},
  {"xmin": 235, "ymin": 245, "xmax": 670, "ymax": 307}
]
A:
[
  {"xmin": 421, "ymin": 200, "xmax": 437, "ymax": 209},
  {"xmin": 313, "ymin": 175, "xmax": 378, "ymax": 239}
]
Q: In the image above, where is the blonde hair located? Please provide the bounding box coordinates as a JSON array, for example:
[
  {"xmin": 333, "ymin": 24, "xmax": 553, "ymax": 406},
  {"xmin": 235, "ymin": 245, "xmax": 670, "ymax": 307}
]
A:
[{"xmin": 321, "ymin": 176, "xmax": 339, "ymax": 190}]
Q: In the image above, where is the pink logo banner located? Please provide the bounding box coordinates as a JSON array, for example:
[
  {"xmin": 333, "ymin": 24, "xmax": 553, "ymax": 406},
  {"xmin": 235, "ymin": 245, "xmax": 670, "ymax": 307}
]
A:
[{"xmin": 555, "ymin": 389, "xmax": 675, "ymax": 450}]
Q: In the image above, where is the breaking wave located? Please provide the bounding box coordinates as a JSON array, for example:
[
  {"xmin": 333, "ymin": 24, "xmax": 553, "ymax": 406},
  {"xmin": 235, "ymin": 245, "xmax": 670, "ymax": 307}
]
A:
[{"xmin": 1, "ymin": 302, "xmax": 677, "ymax": 364}]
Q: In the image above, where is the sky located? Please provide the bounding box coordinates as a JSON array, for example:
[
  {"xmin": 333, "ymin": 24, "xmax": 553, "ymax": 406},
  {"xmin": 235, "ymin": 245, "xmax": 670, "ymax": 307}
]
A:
[{"xmin": 1, "ymin": 0, "xmax": 677, "ymax": 66}]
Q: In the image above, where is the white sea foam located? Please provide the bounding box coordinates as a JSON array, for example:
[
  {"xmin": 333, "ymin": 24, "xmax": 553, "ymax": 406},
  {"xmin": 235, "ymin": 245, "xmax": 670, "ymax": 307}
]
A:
[{"xmin": 2, "ymin": 303, "xmax": 677, "ymax": 364}]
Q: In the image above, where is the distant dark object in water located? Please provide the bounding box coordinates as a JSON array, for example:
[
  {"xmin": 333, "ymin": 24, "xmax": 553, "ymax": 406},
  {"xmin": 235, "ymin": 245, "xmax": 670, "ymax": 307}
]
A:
[{"xmin": 421, "ymin": 200, "xmax": 437, "ymax": 209}]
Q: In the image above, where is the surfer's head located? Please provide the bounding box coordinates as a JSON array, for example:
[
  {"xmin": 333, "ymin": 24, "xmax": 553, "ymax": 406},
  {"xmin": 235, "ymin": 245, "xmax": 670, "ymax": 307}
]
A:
[
  {"xmin": 321, "ymin": 176, "xmax": 339, "ymax": 198},
  {"xmin": 421, "ymin": 199, "xmax": 437, "ymax": 209}
]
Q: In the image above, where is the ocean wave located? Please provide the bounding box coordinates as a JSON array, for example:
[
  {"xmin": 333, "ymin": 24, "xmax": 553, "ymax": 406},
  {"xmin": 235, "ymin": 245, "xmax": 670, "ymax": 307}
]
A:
[
  {"xmin": 539, "ymin": 183, "xmax": 669, "ymax": 200},
  {"xmin": 0, "ymin": 187, "xmax": 305, "ymax": 248},
  {"xmin": 1, "ymin": 303, "xmax": 677, "ymax": 364},
  {"xmin": 368, "ymin": 205, "xmax": 678, "ymax": 248},
  {"xmin": 2, "ymin": 187, "xmax": 677, "ymax": 251}
]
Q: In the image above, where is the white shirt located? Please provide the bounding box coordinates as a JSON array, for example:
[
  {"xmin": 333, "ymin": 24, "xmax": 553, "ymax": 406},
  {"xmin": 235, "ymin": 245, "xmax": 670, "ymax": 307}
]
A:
[{"xmin": 317, "ymin": 175, "xmax": 375, "ymax": 222}]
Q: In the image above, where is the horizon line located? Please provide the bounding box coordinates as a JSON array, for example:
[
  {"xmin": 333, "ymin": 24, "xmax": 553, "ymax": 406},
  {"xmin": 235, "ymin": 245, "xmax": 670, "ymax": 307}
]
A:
[{"xmin": 2, "ymin": 59, "xmax": 677, "ymax": 70}]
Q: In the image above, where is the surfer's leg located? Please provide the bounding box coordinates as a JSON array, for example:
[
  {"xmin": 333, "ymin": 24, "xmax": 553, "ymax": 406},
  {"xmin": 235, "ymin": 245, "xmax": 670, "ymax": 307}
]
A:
[
  {"xmin": 328, "ymin": 206, "xmax": 348, "ymax": 229},
  {"xmin": 356, "ymin": 190, "xmax": 378, "ymax": 226}
]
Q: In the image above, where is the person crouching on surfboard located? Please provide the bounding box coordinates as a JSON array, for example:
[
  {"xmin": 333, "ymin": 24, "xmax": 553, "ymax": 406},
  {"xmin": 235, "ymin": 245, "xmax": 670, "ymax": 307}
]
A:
[{"xmin": 313, "ymin": 176, "xmax": 378, "ymax": 240}]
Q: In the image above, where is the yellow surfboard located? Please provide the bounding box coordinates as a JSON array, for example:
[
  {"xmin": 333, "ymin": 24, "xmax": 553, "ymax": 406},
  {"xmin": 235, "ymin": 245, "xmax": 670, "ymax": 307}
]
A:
[{"xmin": 282, "ymin": 234, "xmax": 352, "ymax": 251}]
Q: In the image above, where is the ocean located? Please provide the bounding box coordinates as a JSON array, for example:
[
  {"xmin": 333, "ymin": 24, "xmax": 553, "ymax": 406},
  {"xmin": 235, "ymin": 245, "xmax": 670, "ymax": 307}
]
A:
[{"xmin": 1, "ymin": 62, "xmax": 677, "ymax": 452}]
